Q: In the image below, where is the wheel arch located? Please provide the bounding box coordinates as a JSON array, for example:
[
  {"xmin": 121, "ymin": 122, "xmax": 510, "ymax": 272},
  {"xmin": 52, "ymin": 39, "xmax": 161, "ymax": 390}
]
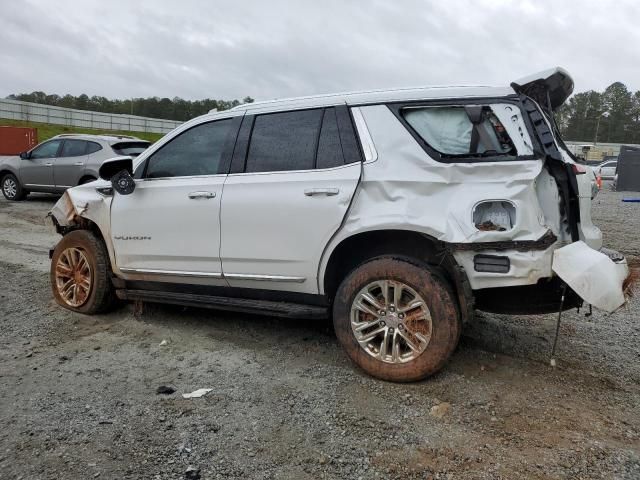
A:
[
  {"xmin": 320, "ymin": 228, "xmax": 475, "ymax": 323},
  {"xmin": 78, "ymin": 174, "xmax": 97, "ymax": 185}
]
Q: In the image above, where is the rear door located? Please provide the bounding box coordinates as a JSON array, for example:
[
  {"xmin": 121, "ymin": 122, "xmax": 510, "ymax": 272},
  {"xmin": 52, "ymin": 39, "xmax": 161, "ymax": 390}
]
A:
[
  {"xmin": 220, "ymin": 106, "xmax": 361, "ymax": 294},
  {"xmin": 55, "ymin": 139, "xmax": 89, "ymax": 188},
  {"xmin": 110, "ymin": 117, "xmax": 239, "ymax": 280},
  {"xmin": 20, "ymin": 139, "xmax": 63, "ymax": 187}
]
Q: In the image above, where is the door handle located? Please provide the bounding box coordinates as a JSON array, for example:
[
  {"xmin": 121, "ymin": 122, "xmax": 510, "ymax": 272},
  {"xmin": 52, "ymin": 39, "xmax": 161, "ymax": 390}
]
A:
[
  {"xmin": 45, "ymin": 163, "xmax": 53, "ymax": 167},
  {"xmin": 74, "ymin": 162, "xmax": 84, "ymax": 166},
  {"xmin": 188, "ymin": 191, "xmax": 216, "ymax": 199},
  {"xmin": 304, "ymin": 188, "xmax": 339, "ymax": 196}
]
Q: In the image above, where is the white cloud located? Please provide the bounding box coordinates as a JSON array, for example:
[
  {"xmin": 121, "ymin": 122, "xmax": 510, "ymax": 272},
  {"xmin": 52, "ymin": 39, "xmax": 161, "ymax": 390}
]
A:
[{"xmin": 1, "ymin": 0, "xmax": 639, "ymax": 101}]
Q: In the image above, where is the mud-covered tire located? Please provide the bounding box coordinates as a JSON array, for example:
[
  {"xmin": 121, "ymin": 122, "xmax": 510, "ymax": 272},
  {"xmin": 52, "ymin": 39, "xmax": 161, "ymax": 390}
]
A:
[
  {"xmin": 333, "ymin": 256, "xmax": 461, "ymax": 382},
  {"xmin": 50, "ymin": 230, "xmax": 117, "ymax": 314},
  {"xmin": 2, "ymin": 173, "xmax": 27, "ymax": 201}
]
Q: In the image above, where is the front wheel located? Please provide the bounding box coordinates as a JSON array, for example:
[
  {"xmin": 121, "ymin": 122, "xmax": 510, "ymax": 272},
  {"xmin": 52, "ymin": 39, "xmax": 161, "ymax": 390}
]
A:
[
  {"xmin": 2, "ymin": 173, "xmax": 27, "ymax": 201},
  {"xmin": 333, "ymin": 257, "xmax": 461, "ymax": 382},
  {"xmin": 50, "ymin": 230, "xmax": 117, "ymax": 314}
]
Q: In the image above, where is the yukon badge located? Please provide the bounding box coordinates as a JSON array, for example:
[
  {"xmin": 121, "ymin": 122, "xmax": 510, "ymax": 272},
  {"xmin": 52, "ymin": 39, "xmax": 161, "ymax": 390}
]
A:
[{"xmin": 114, "ymin": 235, "xmax": 152, "ymax": 241}]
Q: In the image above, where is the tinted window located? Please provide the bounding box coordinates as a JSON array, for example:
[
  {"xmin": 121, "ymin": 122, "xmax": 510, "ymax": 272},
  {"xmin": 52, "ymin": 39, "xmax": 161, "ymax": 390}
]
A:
[
  {"xmin": 61, "ymin": 140, "xmax": 87, "ymax": 157},
  {"xmin": 31, "ymin": 140, "xmax": 62, "ymax": 159},
  {"xmin": 245, "ymin": 109, "xmax": 323, "ymax": 173},
  {"xmin": 316, "ymin": 108, "xmax": 344, "ymax": 169},
  {"xmin": 145, "ymin": 120, "xmax": 232, "ymax": 178},
  {"xmin": 86, "ymin": 142, "xmax": 102, "ymax": 154},
  {"xmin": 112, "ymin": 141, "xmax": 150, "ymax": 158},
  {"xmin": 403, "ymin": 106, "xmax": 516, "ymax": 158}
]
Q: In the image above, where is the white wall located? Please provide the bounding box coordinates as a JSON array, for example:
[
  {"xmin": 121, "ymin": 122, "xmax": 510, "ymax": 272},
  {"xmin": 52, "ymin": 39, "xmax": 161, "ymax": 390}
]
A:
[{"xmin": 0, "ymin": 98, "xmax": 182, "ymax": 134}]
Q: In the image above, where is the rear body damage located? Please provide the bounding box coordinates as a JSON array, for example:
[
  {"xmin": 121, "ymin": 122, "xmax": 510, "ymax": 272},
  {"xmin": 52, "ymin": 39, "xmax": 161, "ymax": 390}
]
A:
[{"xmin": 48, "ymin": 67, "xmax": 630, "ymax": 381}]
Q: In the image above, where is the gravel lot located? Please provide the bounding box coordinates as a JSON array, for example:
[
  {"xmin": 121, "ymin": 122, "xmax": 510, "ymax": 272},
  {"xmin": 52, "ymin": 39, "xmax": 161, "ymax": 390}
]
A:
[{"xmin": 1, "ymin": 186, "xmax": 639, "ymax": 479}]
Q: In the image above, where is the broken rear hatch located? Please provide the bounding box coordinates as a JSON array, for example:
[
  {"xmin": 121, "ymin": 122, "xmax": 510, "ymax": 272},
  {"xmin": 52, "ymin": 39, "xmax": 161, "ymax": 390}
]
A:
[{"xmin": 513, "ymin": 67, "xmax": 629, "ymax": 312}]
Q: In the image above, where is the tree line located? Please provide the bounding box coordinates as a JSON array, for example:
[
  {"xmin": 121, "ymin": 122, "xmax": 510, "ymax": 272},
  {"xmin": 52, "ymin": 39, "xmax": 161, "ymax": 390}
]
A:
[
  {"xmin": 6, "ymin": 91, "xmax": 254, "ymax": 122},
  {"xmin": 8, "ymin": 82, "xmax": 640, "ymax": 144},
  {"xmin": 555, "ymin": 82, "xmax": 640, "ymax": 144}
]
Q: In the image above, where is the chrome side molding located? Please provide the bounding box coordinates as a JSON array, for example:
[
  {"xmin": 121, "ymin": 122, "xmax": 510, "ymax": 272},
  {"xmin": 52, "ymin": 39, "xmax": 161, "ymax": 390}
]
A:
[{"xmin": 120, "ymin": 268, "xmax": 306, "ymax": 283}]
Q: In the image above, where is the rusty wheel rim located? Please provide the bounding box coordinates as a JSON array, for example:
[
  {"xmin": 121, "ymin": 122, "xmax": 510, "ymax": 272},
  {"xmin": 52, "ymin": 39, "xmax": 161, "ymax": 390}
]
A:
[
  {"xmin": 55, "ymin": 247, "xmax": 92, "ymax": 307},
  {"xmin": 350, "ymin": 280, "xmax": 432, "ymax": 364}
]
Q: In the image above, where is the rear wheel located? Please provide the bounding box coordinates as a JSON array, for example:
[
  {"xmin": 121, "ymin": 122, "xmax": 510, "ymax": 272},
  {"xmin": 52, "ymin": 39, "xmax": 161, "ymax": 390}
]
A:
[
  {"xmin": 2, "ymin": 173, "xmax": 27, "ymax": 201},
  {"xmin": 50, "ymin": 230, "xmax": 117, "ymax": 314},
  {"xmin": 333, "ymin": 257, "xmax": 461, "ymax": 382}
]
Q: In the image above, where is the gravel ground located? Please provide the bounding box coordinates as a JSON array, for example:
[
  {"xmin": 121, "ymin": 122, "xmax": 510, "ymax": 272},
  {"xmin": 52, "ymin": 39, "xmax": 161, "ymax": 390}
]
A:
[{"xmin": 0, "ymin": 186, "xmax": 639, "ymax": 480}]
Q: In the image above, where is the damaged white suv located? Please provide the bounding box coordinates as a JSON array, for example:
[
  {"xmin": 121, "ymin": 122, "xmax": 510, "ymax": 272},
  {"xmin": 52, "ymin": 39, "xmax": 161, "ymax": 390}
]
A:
[{"xmin": 48, "ymin": 68, "xmax": 629, "ymax": 382}]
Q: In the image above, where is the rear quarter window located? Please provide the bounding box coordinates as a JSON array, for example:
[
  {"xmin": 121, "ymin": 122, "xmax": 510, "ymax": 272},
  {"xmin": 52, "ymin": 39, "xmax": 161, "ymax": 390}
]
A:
[{"xmin": 402, "ymin": 105, "xmax": 516, "ymax": 159}]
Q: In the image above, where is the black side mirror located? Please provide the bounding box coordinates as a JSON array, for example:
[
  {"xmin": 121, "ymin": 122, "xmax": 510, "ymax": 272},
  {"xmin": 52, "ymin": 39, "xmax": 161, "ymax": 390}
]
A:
[
  {"xmin": 19, "ymin": 151, "xmax": 30, "ymax": 160},
  {"xmin": 111, "ymin": 169, "xmax": 136, "ymax": 195}
]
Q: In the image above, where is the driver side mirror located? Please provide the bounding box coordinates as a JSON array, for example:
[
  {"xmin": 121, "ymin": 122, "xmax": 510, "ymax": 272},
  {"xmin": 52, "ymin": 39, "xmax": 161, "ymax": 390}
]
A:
[
  {"xmin": 19, "ymin": 151, "xmax": 31, "ymax": 160},
  {"xmin": 98, "ymin": 156, "xmax": 136, "ymax": 195}
]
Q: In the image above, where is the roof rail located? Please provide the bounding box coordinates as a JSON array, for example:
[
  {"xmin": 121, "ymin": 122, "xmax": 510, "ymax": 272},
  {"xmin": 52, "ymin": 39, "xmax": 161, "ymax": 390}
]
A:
[{"xmin": 98, "ymin": 134, "xmax": 137, "ymax": 139}]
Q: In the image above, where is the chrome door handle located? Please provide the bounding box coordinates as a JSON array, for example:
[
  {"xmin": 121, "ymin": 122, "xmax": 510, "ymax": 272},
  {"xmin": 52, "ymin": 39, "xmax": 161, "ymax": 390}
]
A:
[
  {"xmin": 304, "ymin": 188, "xmax": 339, "ymax": 196},
  {"xmin": 45, "ymin": 163, "xmax": 53, "ymax": 167},
  {"xmin": 74, "ymin": 162, "xmax": 84, "ymax": 166},
  {"xmin": 188, "ymin": 191, "xmax": 216, "ymax": 199}
]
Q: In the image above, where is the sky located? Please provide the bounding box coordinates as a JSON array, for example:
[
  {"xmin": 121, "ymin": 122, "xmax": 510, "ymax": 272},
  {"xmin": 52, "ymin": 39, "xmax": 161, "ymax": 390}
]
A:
[{"xmin": 1, "ymin": 0, "xmax": 639, "ymax": 102}]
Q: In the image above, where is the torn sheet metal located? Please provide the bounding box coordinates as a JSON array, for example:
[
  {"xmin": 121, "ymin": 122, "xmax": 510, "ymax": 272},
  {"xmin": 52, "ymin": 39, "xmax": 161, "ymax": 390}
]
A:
[{"xmin": 552, "ymin": 241, "xmax": 628, "ymax": 313}]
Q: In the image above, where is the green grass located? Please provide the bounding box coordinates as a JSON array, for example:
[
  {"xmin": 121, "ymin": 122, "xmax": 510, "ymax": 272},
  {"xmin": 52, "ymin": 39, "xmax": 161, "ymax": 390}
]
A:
[{"xmin": 0, "ymin": 118, "xmax": 165, "ymax": 143}]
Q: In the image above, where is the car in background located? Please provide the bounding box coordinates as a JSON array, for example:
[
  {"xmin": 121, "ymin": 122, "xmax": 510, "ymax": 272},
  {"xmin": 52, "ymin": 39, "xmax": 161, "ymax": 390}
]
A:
[
  {"xmin": 594, "ymin": 158, "xmax": 618, "ymax": 180},
  {"xmin": 0, "ymin": 134, "xmax": 150, "ymax": 200}
]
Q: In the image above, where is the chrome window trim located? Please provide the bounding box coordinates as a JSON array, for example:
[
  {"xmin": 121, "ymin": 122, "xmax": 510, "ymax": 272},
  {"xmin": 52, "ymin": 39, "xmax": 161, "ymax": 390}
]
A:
[
  {"xmin": 136, "ymin": 173, "xmax": 228, "ymax": 182},
  {"xmin": 351, "ymin": 107, "xmax": 378, "ymax": 162}
]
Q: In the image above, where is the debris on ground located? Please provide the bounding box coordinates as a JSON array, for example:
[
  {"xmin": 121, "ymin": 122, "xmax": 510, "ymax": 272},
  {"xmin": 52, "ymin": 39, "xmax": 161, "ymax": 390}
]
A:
[
  {"xmin": 184, "ymin": 465, "xmax": 201, "ymax": 479},
  {"xmin": 156, "ymin": 385, "xmax": 176, "ymax": 395},
  {"xmin": 430, "ymin": 402, "xmax": 451, "ymax": 419},
  {"xmin": 182, "ymin": 388, "xmax": 212, "ymax": 399},
  {"xmin": 159, "ymin": 339, "xmax": 169, "ymax": 346}
]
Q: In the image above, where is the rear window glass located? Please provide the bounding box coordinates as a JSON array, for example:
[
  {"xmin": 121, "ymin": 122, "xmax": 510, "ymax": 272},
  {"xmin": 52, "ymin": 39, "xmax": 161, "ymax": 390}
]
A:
[
  {"xmin": 402, "ymin": 106, "xmax": 516, "ymax": 159},
  {"xmin": 112, "ymin": 142, "xmax": 150, "ymax": 157},
  {"xmin": 61, "ymin": 140, "xmax": 87, "ymax": 157},
  {"xmin": 86, "ymin": 142, "xmax": 102, "ymax": 154},
  {"xmin": 245, "ymin": 109, "xmax": 323, "ymax": 173}
]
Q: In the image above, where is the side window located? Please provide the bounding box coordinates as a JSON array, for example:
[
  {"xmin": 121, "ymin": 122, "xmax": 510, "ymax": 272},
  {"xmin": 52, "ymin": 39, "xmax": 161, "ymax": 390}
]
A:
[
  {"xmin": 245, "ymin": 109, "xmax": 323, "ymax": 173},
  {"xmin": 61, "ymin": 140, "xmax": 87, "ymax": 157},
  {"xmin": 31, "ymin": 140, "xmax": 62, "ymax": 159},
  {"xmin": 402, "ymin": 106, "xmax": 516, "ymax": 159},
  {"xmin": 144, "ymin": 119, "xmax": 232, "ymax": 178},
  {"xmin": 86, "ymin": 142, "xmax": 102, "ymax": 154},
  {"xmin": 316, "ymin": 108, "xmax": 344, "ymax": 169}
]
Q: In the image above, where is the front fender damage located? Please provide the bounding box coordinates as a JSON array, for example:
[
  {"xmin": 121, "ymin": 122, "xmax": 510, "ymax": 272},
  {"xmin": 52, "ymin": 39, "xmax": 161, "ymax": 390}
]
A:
[{"xmin": 47, "ymin": 185, "xmax": 112, "ymax": 234}]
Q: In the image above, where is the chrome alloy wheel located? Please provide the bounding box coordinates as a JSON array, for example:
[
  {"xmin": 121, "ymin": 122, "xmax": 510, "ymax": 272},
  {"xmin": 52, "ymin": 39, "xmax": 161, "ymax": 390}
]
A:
[
  {"xmin": 55, "ymin": 247, "xmax": 92, "ymax": 307},
  {"xmin": 3, "ymin": 177, "xmax": 17, "ymax": 198},
  {"xmin": 350, "ymin": 280, "xmax": 432, "ymax": 364}
]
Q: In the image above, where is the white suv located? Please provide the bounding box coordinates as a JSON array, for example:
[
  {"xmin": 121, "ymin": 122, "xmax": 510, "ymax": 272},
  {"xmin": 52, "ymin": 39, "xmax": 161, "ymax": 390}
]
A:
[{"xmin": 47, "ymin": 68, "xmax": 629, "ymax": 382}]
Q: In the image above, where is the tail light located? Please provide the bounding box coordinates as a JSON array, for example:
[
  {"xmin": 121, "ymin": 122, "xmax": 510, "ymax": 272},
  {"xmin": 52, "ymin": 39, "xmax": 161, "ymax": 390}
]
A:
[{"xmin": 571, "ymin": 164, "xmax": 588, "ymax": 175}]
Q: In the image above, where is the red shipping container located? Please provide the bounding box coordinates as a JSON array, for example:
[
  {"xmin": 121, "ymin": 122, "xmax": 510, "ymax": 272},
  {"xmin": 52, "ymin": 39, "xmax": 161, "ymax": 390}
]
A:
[{"xmin": 0, "ymin": 126, "xmax": 38, "ymax": 155}]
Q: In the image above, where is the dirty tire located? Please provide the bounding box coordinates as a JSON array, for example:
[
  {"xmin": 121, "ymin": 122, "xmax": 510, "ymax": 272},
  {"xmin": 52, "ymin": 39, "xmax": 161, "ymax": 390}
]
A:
[
  {"xmin": 333, "ymin": 257, "xmax": 461, "ymax": 382},
  {"xmin": 2, "ymin": 173, "xmax": 27, "ymax": 201},
  {"xmin": 50, "ymin": 230, "xmax": 117, "ymax": 314}
]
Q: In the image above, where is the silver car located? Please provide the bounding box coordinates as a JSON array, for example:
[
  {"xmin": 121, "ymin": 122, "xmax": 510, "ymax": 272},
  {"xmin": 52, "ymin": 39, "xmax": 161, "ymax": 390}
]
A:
[{"xmin": 0, "ymin": 134, "xmax": 150, "ymax": 200}]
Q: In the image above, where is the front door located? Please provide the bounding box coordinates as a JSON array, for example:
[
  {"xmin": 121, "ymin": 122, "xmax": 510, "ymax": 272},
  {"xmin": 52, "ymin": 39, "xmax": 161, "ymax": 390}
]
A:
[
  {"xmin": 110, "ymin": 117, "xmax": 236, "ymax": 281},
  {"xmin": 20, "ymin": 139, "xmax": 62, "ymax": 187},
  {"xmin": 220, "ymin": 106, "xmax": 362, "ymax": 294}
]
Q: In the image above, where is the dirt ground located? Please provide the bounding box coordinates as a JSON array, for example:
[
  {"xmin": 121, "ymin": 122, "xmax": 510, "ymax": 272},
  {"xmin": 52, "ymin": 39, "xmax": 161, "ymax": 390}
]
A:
[{"xmin": 1, "ymin": 185, "xmax": 639, "ymax": 480}]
